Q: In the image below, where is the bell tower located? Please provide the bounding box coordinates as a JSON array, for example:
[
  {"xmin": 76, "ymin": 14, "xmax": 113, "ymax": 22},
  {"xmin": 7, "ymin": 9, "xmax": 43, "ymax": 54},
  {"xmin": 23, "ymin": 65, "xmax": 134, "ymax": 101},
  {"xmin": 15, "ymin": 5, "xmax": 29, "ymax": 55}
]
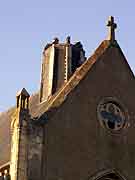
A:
[{"xmin": 40, "ymin": 36, "xmax": 86, "ymax": 102}]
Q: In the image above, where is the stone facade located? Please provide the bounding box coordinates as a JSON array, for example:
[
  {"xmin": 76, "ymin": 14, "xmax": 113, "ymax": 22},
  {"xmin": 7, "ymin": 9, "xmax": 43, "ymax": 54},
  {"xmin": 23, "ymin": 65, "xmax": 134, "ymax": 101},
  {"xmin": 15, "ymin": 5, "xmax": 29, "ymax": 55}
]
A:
[
  {"xmin": 27, "ymin": 121, "xmax": 44, "ymax": 180},
  {"xmin": 40, "ymin": 44, "xmax": 135, "ymax": 180},
  {"xmin": 0, "ymin": 17, "xmax": 135, "ymax": 180}
]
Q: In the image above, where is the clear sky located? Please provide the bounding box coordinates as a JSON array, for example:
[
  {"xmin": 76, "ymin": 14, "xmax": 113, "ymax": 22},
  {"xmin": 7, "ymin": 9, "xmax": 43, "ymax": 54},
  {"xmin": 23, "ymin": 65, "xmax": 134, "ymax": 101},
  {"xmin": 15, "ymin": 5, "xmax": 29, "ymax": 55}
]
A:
[{"xmin": 0, "ymin": 0, "xmax": 134, "ymax": 111}]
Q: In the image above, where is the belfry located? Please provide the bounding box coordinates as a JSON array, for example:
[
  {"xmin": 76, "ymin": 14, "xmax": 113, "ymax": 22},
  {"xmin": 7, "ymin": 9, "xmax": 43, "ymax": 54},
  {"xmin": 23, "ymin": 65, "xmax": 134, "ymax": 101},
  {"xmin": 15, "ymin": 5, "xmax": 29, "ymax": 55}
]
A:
[{"xmin": 40, "ymin": 36, "xmax": 86, "ymax": 102}]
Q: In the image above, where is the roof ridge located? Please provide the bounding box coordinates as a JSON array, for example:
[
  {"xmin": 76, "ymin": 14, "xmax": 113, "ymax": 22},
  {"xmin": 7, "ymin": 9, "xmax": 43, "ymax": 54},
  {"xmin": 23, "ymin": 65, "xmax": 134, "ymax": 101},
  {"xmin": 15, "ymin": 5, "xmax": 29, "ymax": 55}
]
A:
[
  {"xmin": 49, "ymin": 40, "xmax": 110, "ymax": 106},
  {"xmin": 36, "ymin": 40, "xmax": 111, "ymax": 117}
]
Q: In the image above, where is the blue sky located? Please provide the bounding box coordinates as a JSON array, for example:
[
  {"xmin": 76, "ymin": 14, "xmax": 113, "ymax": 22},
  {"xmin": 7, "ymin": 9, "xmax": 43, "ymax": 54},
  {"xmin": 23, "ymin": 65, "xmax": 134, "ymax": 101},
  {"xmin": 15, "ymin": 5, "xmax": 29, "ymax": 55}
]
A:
[{"xmin": 0, "ymin": 0, "xmax": 134, "ymax": 111}]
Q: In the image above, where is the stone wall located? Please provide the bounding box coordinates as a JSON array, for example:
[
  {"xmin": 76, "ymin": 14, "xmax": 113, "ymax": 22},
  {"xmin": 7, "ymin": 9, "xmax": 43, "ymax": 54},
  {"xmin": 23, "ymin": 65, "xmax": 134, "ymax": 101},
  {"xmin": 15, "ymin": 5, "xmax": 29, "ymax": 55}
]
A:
[
  {"xmin": 27, "ymin": 121, "xmax": 44, "ymax": 180},
  {"xmin": 41, "ymin": 46, "xmax": 135, "ymax": 180}
]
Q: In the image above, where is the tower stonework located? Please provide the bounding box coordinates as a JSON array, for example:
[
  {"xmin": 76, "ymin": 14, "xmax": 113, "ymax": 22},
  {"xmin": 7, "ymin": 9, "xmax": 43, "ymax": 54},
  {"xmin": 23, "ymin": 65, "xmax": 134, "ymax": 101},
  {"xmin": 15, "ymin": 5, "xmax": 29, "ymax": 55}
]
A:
[
  {"xmin": 40, "ymin": 37, "xmax": 86, "ymax": 102},
  {"xmin": 10, "ymin": 88, "xmax": 30, "ymax": 180}
]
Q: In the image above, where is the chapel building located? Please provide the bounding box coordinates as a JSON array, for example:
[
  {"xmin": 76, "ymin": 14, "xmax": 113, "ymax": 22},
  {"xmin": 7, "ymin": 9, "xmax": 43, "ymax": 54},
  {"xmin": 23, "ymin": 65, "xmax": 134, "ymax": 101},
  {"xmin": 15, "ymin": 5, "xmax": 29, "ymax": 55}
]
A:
[{"xmin": 0, "ymin": 16, "xmax": 135, "ymax": 180}]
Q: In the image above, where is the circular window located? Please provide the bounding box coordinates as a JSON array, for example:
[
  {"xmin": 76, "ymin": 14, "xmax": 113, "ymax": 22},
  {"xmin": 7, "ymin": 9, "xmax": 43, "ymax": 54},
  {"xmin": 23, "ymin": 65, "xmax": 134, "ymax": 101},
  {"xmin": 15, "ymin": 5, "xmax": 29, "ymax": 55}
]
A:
[{"xmin": 97, "ymin": 98, "xmax": 127, "ymax": 132}]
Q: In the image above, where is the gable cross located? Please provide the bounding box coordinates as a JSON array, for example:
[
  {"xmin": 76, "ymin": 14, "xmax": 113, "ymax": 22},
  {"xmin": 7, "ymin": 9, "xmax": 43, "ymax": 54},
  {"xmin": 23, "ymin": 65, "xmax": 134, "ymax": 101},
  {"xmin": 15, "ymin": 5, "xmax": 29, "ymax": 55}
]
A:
[{"xmin": 107, "ymin": 16, "xmax": 117, "ymax": 42}]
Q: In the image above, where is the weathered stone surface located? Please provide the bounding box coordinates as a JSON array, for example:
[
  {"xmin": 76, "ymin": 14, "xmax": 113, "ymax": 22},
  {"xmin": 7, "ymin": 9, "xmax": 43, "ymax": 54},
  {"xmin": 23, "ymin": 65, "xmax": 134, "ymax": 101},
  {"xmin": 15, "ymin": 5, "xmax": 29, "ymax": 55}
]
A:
[
  {"xmin": 27, "ymin": 122, "xmax": 43, "ymax": 180},
  {"xmin": 10, "ymin": 90, "xmax": 30, "ymax": 180},
  {"xmin": 0, "ymin": 93, "xmax": 39, "ymax": 167},
  {"xmin": 41, "ymin": 44, "xmax": 135, "ymax": 180}
]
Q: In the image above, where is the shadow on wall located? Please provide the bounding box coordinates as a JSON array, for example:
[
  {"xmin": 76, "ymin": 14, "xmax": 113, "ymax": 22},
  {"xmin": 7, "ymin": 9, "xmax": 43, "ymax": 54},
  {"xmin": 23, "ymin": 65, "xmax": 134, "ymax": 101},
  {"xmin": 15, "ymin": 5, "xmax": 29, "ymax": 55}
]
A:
[{"xmin": 28, "ymin": 153, "xmax": 40, "ymax": 180}]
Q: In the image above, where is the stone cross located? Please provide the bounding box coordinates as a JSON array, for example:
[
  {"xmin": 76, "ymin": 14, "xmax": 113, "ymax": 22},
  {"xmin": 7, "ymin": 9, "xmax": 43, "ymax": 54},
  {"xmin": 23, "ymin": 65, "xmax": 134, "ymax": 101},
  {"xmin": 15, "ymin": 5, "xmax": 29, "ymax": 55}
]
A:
[{"xmin": 107, "ymin": 16, "xmax": 117, "ymax": 41}]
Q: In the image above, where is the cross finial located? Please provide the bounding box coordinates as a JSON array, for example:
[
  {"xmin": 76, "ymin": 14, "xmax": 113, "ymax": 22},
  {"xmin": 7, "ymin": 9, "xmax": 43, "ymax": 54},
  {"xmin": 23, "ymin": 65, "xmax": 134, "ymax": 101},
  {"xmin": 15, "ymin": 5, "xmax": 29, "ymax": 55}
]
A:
[{"xmin": 107, "ymin": 16, "xmax": 117, "ymax": 42}]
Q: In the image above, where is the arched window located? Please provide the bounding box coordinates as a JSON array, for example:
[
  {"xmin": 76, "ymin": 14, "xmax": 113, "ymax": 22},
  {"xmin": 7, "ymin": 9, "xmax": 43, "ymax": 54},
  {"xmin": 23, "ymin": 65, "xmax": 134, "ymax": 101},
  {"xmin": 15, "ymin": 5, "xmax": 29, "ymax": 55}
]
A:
[
  {"xmin": 98, "ymin": 172, "xmax": 123, "ymax": 179},
  {"xmin": 90, "ymin": 170, "xmax": 126, "ymax": 180}
]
